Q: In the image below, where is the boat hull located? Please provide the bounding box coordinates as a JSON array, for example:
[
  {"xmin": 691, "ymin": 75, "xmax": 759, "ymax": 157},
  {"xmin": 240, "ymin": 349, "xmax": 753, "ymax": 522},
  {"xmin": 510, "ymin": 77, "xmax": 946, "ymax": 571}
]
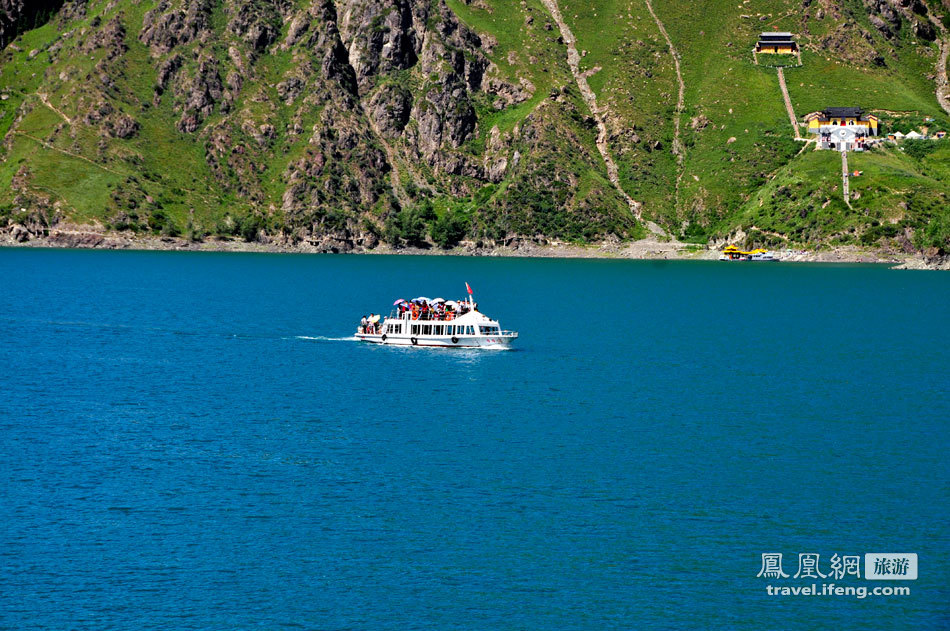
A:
[{"xmin": 355, "ymin": 333, "xmax": 516, "ymax": 349}]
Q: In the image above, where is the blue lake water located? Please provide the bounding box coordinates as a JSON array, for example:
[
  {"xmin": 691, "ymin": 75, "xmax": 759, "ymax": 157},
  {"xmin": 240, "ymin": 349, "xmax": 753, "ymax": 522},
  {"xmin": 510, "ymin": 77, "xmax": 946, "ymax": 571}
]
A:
[{"xmin": 1, "ymin": 248, "xmax": 948, "ymax": 629}]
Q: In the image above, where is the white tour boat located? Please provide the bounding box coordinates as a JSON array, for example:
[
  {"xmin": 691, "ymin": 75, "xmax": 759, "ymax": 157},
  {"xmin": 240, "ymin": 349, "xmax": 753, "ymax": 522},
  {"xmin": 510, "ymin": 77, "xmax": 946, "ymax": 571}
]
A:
[{"xmin": 355, "ymin": 288, "xmax": 518, "ymax": 349}]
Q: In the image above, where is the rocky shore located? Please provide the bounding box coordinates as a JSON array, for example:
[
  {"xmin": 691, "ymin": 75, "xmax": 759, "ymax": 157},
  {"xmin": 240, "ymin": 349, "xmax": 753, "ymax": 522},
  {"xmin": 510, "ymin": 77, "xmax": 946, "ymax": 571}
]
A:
[{"xmin": 1, "ymin": 222, "xmax": 946, "ymax": 269}]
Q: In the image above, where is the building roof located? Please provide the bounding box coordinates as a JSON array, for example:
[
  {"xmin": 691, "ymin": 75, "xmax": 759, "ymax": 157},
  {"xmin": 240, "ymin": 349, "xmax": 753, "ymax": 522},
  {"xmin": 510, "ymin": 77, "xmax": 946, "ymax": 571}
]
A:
[
  {"xmin": 756, "ymin": 32, "xmax": 798, "ymax": 47},
  {"xmin": 823, "ymin": 107, "xmax": 863, "ymax": 118}
]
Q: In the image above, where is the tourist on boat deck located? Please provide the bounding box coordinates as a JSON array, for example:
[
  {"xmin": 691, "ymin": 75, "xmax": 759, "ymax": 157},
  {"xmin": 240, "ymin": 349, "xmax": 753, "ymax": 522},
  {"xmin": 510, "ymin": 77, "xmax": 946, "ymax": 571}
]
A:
[{"xmin": 360, "ymin": 315, "xmax": 367, "ymax": 333}]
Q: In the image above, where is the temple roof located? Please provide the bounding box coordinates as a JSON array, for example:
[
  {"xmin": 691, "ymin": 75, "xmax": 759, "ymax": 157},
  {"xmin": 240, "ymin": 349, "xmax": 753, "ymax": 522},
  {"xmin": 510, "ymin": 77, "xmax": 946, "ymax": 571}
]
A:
[{"xmin": 823, "ymin": 107, "xmax": 864, "ymax": 118}]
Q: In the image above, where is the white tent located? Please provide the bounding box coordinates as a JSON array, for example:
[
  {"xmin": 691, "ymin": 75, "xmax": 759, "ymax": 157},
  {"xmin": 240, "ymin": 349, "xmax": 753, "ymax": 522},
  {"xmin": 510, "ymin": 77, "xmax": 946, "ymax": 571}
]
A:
[{"xmin": 904, "ymin": 130, "xmax": 922, "ymax": 139}]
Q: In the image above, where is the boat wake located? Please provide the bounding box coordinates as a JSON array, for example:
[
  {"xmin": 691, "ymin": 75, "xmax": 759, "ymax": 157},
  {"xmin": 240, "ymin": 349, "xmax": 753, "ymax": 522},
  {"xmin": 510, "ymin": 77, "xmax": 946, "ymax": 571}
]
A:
[{"xmin": 294, "ymin": 335, "xmax": 359, "ymax": 342}]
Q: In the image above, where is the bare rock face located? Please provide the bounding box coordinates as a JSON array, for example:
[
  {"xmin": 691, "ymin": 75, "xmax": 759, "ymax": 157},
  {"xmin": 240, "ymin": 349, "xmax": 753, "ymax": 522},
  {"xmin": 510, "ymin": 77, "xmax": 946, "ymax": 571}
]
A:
[
  {"xmin": 864, "ymin": 0, "xmax": 903, "ymax": 37},
  {"xmin": 140, "ymin": 0, "xmax": 214, "ymax": 54},
  {"xmin": 83, "ymin": 99, "xmax": 113, "ymax": 124},
  {"xmin": 175, "ymin": 53, "xmax": 222, "ymax": 132},
  {"xmin": 337, "ymin": 0, "xmax": 421, "ymax": 92},
  {"xmin": 276, "ymin": 75, "xmax": 304, "ymax": 104},
  {"xmin": 108, "ymin": 113, "xmax": 139, "ymax": 139},
  {"xmin": 367, "ymin": 83, "xmax": 412, "ymax": 136},
  {"xmin": 485, "ymin": 73, "xmax": 532, "ymax": 110},
  {"xmin": 47, "ymin": 228, "xmax": 106, "ymax": 248},
  {"xmin": 868, "ymin": 13, "xmax": 893, "ymax": 38},
  {"xmin": 81, "ymin": 14, "xmax": 127, "ymax": 58},
  {"xmin": 819, "ymin": 21, "xmax": 887, "ymax": 66},
  {"xmin": 865, "ymin": 0, "xmax": 938, "ymax": 42},
  {"xmin": 336, "ymin": 0, "xmax": 489, "ymax": 157},
  {"xmin": 913, "ymin": 19, "xmax": 936, "ymax": 41},
  {"xmin": 9, "ymin": 223, "xmax": 31, "ymax": 242},
  {"xmin": 155, "ymin": 54, "xmax": 182, "ymax": 92},
  {"xmin": 226, "ymin": 0, "xmax": 287, "ymax": 57},
  {"xmin": 690, "ymin": 114, "xmax": 711, "ymax": 130}
]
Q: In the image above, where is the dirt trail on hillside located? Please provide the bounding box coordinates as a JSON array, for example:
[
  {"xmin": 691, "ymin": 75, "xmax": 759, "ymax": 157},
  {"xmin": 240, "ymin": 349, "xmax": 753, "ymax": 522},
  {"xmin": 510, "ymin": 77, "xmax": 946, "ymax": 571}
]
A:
[
  {"xmin": 926, "ymin": 13, "xmax": 950, "ymax": 116},
  {"xmin": 14, "ymin": 131, "xmax": 123, "ymax": 176},
  {"xmin": 938, "ymin": 41, "xmax": 950, "ymax": 115},
  {"xmin": 643, "ymin": 0, "xmax": 687, "ymax": 214},
  {"xmin": 841, "ymin": 151, "xmax": 851, "ymax": 208},
  {"xmin": 643, "ymin": 0, "xmax": 685, "ymax": 161},
  {"xmin": 776, "ymin": 68, "xmax": 801, "ymax": 139},
  {"xmin": 36, "ymin": 93, "xmax": 73, "ymax": 125},
  {"xmin": 362, "ymin": 108, "xmax": 411, "ymax": 208},
  {"xmin": 538, "ymin": 0, "xmax": 650, "ymax": 229}
]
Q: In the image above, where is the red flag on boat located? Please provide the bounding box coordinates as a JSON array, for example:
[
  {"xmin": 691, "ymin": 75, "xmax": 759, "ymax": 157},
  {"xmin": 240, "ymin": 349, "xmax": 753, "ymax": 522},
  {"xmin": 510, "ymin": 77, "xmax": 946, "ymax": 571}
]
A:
[{"xmin": 465, "ymin": 282, "xmax": 473, "ymax": 295}]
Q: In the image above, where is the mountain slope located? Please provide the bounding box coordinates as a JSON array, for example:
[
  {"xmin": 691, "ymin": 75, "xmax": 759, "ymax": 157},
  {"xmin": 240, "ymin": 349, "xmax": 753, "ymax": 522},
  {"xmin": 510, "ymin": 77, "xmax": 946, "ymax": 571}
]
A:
[{"xmin": 1, "ymin": 0, "xmax": 948, "ymax": 256}]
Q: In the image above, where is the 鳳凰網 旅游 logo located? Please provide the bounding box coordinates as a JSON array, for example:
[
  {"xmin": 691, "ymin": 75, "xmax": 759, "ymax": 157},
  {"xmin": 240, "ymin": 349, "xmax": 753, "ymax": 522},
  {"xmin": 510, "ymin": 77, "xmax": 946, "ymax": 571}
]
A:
[
  {"xmin": 865, "ymin": 553, "xmax": 918, "ymax": 580},
  {"xmin": 755, "ymin": 552, "xmax": 916, "ymax": 598},
  {"xmin": 757, "ymin": 553, "xmax": 863, "ymax": 580},
  {"xmin": 757, "ymin": 552, "xmax": 917, "ymax": 581}
]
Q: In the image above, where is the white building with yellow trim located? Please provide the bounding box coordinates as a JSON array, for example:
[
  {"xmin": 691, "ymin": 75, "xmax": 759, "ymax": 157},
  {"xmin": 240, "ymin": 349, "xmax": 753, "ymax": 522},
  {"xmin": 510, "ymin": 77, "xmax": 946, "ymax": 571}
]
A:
[{"xmin": 805, "ymin": 107, "xmax": 880, "ymax": 151}]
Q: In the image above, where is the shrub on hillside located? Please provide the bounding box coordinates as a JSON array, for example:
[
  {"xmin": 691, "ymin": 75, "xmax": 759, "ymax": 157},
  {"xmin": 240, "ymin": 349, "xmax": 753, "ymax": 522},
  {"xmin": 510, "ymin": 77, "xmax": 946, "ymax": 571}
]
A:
[
  {"xmin": 902, "ymin": 139, "xmax": 938, "ymax": 160},
  {"xmin": 430, "ymin": 209, "xmax": 469, "ymax": 249},
  {"xmin": 384, "ymin": 202, "xmax": 436, "ymax": 247}
]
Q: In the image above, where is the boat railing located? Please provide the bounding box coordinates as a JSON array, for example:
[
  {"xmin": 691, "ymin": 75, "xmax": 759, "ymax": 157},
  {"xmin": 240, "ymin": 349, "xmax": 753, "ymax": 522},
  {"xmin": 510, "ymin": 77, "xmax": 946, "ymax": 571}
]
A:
[{"xmin": 386, "ymin": 310, "xmax": 471, "ymax": 322}]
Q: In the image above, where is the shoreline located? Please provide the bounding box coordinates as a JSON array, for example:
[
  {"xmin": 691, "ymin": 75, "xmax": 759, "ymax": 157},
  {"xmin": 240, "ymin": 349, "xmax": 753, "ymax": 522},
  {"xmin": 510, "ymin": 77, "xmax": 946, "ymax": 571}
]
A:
[{"xmin": 1, "ymin": 224, "xmax": 946, "ymax": 269}]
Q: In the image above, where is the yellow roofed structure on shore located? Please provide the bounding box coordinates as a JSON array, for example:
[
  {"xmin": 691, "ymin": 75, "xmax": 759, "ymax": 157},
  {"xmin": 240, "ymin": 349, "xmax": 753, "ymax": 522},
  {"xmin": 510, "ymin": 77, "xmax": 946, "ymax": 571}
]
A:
[
  {"xmin": 722, "ymin": 245, "xmax": 767, "ymax": 255},
  {"xmin": 720, "ymin": 245, "xmax": 775, "ymax": 261}
]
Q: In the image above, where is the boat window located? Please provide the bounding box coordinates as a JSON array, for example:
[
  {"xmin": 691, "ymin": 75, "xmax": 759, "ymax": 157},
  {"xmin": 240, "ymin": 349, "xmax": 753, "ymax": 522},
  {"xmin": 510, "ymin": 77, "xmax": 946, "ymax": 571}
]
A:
[
  {"xmin": 479, "ymin": 326, "xmax": 500, "ymax": 335},
  {"xmin": 411, "ymin": 324, "xmax": 419, "ymax": 335},
  {"xmin": 467, "ymin": 326, "xmax": 475, "ymax": 335},
  {"xmin": 391, "ymin": 324, "xmax": 401, "ymax": 334}
]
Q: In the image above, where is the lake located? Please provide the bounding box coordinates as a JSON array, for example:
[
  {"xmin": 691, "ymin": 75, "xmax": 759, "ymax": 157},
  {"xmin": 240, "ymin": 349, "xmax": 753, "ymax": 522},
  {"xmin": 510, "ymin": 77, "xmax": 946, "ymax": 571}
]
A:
[{"xmin": 1, "ymin": 248, "xmax": 948, "ymax": 629}]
